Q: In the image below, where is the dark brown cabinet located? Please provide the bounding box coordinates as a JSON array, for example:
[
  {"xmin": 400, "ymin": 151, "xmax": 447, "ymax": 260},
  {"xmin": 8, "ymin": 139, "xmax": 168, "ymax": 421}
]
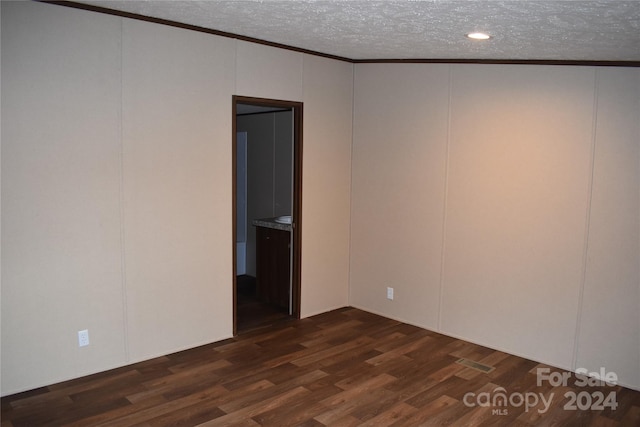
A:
[{"xmin": 256, "ymin": 226, "xmax": 291, "ymax": 310}]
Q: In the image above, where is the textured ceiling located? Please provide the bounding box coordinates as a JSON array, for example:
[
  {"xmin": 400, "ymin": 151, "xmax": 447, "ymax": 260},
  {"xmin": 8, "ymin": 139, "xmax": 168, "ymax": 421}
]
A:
[{"xmin": 79, "ymin": 0, "xmax": 640, "ymax": 61}]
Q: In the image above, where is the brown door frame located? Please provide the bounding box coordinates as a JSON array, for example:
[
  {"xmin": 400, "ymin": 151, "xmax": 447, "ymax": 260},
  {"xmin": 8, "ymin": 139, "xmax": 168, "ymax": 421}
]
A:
[{"xmin": 232, "ymin": 95, "xmax": 303, "ymax": 335}]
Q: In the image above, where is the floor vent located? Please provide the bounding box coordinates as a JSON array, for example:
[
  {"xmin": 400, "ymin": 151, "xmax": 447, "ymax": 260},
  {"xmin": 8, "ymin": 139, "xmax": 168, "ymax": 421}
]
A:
[{"xmin": 456, "ymin": 358, "xmax": 495, "ymax": 373}]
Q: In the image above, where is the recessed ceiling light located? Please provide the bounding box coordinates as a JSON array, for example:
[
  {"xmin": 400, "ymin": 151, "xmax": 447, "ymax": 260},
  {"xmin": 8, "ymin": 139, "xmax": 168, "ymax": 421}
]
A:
[{"xmin": 466, "ymin": 32, "xmax": 491, "ymax": 40}]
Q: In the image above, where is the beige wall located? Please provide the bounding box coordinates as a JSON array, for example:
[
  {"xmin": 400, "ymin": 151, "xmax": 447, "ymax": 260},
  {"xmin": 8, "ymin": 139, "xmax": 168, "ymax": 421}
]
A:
[
  {"xmin": 301, "ymin": 55, "xmax": 353, "ymax": 317},
  {"xmin": 577, "ymin": 68, "xmax": 640, "ymax": 389},
  {"xmin": 1, "ymin": 1, "xmax": 352, "ymax": 395},
  {"xmin": 120, "ymin": 18, "xmax": 236, "ymax": 364},
  {"xmin": 350, "ymin": 63, "xmax": 640, "ymax": 390},
  {"xmin": 443, "ymin": 65, "xmax": 594, "ymax": 368},
  {"xmin": 2, "ymin": 0, "xmax": 126, "ymax": 393},
  {"xmin": 350, "ymin": 64, "xmax": 450, "ymax": 330}
]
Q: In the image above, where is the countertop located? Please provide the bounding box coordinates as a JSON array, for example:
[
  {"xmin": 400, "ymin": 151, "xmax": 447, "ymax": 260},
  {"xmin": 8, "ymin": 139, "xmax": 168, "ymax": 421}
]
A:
[{"xmin": 252, "ymin": 217, "xmax": 292, "ymax": 232}]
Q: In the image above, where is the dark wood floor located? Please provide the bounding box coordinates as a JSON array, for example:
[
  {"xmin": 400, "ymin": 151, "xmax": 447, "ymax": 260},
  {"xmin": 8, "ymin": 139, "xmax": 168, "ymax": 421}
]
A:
[
  {"xmin": 2, "ymin": 307, "xmax": 639, "ymax": 426},
  {"xmin": 236, "ymin": 275, "xmax": 292, "ymax": 333}
]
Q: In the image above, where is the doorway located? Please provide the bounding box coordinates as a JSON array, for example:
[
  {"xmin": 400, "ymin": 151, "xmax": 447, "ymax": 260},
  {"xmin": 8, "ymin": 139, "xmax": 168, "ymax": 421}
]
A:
[{"xmin": 232, "ymin": 96, "xmax": 303, "ymax": 334}]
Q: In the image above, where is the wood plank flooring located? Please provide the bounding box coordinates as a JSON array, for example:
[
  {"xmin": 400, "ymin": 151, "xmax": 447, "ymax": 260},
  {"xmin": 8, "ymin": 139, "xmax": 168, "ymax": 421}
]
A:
[
  {"xmin": 236, "ymin": 275, "xmax": 292, "ymax": 333},
  {"xmin": 2, "ymin": 307, "xmax": 639, "ymax": 426}
]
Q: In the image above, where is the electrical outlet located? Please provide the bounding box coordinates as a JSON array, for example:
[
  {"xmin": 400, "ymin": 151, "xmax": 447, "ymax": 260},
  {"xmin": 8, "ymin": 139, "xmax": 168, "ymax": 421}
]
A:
[
  {"xmin": 78, "ymin": 329, "xmax": 89, "ymax": 347},
  {"xmin": 387, "ymin": 287, "xmax": 394, "ymax": 300}
]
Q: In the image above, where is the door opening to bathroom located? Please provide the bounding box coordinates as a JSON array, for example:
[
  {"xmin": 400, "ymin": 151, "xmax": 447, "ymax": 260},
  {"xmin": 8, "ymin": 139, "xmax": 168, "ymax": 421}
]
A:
[{"xmin": 232, "ymin": 96, "xmax": 303, "ymax": 335}]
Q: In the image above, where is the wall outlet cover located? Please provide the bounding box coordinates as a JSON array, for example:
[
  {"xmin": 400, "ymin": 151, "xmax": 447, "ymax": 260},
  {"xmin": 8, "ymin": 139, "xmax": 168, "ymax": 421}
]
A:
[{"xmin": 78, "ymin": 329, "xmax": 89, "ymax": 347}]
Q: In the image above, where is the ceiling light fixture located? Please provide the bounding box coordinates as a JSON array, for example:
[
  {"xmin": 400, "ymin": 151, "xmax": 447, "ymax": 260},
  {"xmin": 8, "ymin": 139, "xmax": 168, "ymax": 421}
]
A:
[{"xmin": 466, "ymin": 32, "xmax": 491, "ymax": 40}]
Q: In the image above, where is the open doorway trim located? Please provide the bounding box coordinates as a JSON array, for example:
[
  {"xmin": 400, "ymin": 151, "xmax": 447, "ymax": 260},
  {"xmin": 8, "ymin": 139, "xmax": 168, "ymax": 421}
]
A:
[{"xmin": 232, "ymin": 95, "xmax": 303, "ymax": 335}]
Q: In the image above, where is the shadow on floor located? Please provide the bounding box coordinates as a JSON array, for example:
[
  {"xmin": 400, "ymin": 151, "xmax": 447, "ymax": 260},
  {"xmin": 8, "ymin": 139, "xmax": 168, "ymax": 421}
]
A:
[{"xmin": 236, "ymin": 275, "xmax": 292, "ymax": 333}]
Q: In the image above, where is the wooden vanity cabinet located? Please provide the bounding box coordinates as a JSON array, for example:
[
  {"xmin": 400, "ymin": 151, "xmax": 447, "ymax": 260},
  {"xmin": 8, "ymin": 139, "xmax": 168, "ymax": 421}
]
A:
[{"xmin": 256, "ymin": 226, "xmax": 291, "ymax": 310}]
